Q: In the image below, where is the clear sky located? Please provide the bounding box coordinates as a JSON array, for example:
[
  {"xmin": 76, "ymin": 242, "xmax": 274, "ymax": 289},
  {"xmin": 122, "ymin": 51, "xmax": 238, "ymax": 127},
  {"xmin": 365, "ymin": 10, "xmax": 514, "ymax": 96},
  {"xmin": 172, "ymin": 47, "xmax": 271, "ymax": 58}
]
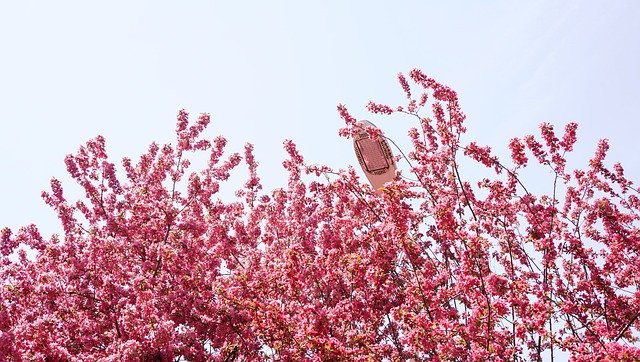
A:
[{"xmin": 1, "ymin": 1, "xmax": 639, "ymax": 237}]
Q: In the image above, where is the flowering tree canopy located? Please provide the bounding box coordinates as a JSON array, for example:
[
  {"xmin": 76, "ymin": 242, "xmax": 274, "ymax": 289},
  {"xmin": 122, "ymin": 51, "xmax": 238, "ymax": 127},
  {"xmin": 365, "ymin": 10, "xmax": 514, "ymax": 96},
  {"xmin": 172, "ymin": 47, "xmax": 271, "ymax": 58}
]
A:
[{"xmin": 2, "ymin": 69, "xmax": 639, "ymax": 361}]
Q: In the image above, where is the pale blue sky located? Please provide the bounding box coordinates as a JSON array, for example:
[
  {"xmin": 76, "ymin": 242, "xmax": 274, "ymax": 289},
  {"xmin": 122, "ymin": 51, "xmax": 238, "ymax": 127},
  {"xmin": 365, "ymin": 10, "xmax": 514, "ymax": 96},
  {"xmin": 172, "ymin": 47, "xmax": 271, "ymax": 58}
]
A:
[{"xmin": 1, "ymin": 1, "xmax": 639, "ymax": 237}]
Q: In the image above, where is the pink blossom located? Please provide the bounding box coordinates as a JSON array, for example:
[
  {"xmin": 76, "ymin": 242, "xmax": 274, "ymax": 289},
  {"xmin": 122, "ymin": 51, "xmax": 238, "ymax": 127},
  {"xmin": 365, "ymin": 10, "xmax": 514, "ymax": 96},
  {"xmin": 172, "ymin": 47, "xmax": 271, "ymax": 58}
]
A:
[
  {"xmin": 366, "ymin": 101, "xmax": 394, "ymax": 115},
  {"xmin": 509, "ymin": 137, "xmax": 528, "ymax": 167},
  {"xmin": 1, "ymin": 70, "xmax": 638, "ymax": 361},
  {"xmin": 398, "ymin": 72, "xmax": 412, "ymax": 99}
]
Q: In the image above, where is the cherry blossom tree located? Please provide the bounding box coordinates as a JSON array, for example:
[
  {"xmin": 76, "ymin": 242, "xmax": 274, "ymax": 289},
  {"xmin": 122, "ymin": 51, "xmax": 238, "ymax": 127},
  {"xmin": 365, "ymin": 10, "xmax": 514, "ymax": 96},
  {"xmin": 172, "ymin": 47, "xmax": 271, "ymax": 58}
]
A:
[{"xmin": 2, "ymin": 69, "xmax": 639, "ymax": 361}]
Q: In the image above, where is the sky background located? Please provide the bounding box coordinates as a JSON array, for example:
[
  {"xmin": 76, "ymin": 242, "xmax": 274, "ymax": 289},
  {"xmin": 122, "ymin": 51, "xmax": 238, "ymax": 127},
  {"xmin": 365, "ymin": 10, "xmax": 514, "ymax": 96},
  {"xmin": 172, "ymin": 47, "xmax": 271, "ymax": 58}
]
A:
[{"xmin": 1, "ymin": 1, "xmax": 639, "ymax": 237}]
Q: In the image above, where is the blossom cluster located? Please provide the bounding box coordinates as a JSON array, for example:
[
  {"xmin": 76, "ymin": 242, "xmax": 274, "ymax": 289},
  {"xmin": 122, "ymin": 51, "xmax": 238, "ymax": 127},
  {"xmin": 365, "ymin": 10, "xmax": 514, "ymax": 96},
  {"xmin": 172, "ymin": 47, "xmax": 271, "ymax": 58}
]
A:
[{"xmin": 1, "ymin": 70, "xmax": 639, "ymax": 361}]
